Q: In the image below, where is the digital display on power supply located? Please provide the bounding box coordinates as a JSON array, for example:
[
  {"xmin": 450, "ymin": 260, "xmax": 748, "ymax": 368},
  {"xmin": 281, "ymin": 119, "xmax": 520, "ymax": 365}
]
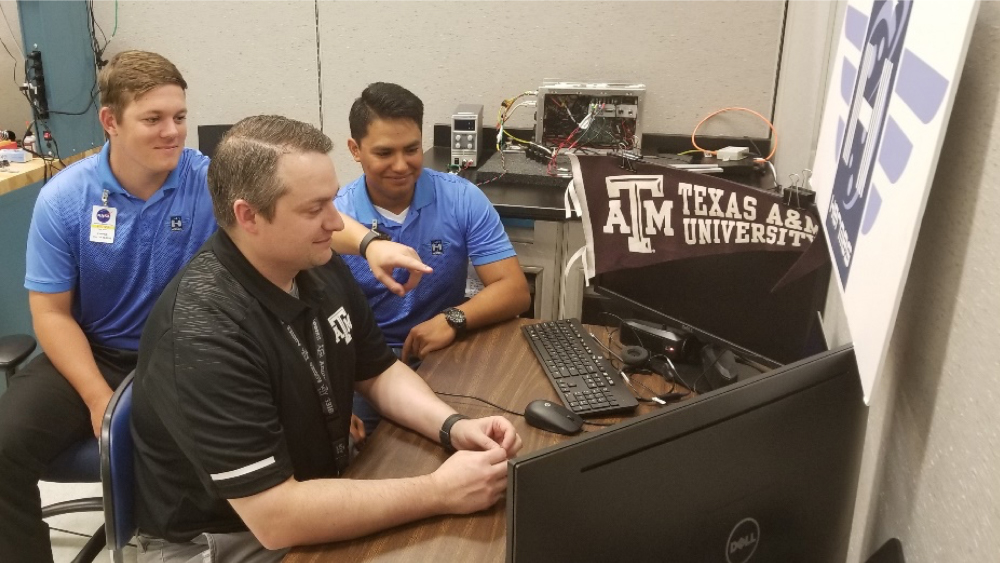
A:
[{"xmin": 454, "ymin": 119, "xmax": 476, "ymax": 131}]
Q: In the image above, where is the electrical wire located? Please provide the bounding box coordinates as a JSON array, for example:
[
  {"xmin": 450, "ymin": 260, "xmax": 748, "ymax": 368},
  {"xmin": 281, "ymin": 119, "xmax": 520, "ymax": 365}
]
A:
[
  {"xmin": 546, "ymin": 101, "xmax": 608, "ymax": 176},
  {"xmin": 0, "ymin": 33, "xmax": 17, "ymax": 89},
  {"xmin": 594, "ymin": 312, "xmax": 693, "ymax": 402},
  {"xmin": 42, "ymin": 0, "xmax": 113, "ymax": 116},
  {"xmin": 435, "ymin": 390, "xmax": 614, "ymax": 429},
  {"xmin": 690, "ymin": 106, "xmax": 778, "ymax": 162},
  {"xmin": 0, "ymin": 3, "xmax": 22, "ymax": 58},
  {"xmin": 476, "ymin": 90, "xmax": 537, "ymax": 188},
  {"xmin": 0, "ymin": 4, "xmax": 21, "ymax": 91},
  {"xmin": 588, "ymin": 333, "xmax": 666, "ymax": 405},
  {"xmin": 435, "ymin": 391, "xmax": 524, "ymax": 417},
  {"xmin": 48, "ymin": 526, "xmax": 97, "ymax": 539}
]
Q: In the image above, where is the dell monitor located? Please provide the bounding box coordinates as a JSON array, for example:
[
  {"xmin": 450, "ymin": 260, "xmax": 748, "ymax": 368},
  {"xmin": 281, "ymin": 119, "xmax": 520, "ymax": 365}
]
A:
[{"xmin": 507, "ymin": 344, "xmax": 867, "ymax": 562}]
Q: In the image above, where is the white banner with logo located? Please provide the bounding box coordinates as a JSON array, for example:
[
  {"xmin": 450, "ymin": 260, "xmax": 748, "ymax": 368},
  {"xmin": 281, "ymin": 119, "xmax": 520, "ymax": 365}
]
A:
[{"xmin": 812, "ymin": 0, "xmax": 979, "ymax": 402}]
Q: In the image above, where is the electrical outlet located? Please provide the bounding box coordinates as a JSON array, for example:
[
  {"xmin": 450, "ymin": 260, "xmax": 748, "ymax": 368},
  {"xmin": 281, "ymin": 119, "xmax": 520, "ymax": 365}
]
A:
[{"xmin": 26, "ymin": 50, "xmax": 49, "ymax": 119}]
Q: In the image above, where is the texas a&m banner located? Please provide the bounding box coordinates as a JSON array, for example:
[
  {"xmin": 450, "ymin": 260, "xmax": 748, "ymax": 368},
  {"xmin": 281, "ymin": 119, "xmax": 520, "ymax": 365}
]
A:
[{"xmin": 568, "ymin": 154, "xmax": 827, "ymax": 288}]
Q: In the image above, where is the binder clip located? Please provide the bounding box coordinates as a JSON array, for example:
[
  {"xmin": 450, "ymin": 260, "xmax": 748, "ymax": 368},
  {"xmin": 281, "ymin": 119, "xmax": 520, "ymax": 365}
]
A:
[
  {"xmin": 614, "ymin": 146, "xmax": 643, "ymax": 173},
  {"xmin": 781, "ymin": 171, "xmax": 816, "ymax": 209}
]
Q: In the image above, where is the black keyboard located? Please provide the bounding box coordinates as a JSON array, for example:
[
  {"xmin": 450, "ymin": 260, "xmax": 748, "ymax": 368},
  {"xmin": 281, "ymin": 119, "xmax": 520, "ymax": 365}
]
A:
[{"xmin": 522, "ymin": 319, "xmax": 638, "ymax": 417}]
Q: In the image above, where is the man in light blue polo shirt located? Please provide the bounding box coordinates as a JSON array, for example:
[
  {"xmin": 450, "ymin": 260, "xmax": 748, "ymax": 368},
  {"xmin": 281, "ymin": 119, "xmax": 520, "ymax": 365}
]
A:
[
  {"xmin": 0, "ymin": 52, "xmax": 428, "ymax": 563},
  {"xmin": 336, "ymin": 83, "xmax": 531, "ymax": 433}
]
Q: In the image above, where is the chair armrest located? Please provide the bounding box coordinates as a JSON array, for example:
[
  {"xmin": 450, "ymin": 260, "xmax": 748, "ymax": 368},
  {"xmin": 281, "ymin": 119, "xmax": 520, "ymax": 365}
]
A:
[{"xmin": 0, "ymin": 334, "xmax": 37, "ymax": 373}]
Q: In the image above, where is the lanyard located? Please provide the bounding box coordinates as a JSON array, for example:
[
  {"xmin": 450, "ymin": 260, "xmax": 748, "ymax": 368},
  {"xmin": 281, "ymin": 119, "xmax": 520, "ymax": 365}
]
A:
[{"xmin": 284, "ymin": 317, "xmax": 351, "ymax": 475}]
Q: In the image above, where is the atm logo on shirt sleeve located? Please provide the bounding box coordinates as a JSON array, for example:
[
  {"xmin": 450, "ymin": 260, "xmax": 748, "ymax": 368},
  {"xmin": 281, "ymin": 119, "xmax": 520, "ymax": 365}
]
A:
[{"xmin": 328, "ymin": 307, "xmax": 353, "ymax": 344}]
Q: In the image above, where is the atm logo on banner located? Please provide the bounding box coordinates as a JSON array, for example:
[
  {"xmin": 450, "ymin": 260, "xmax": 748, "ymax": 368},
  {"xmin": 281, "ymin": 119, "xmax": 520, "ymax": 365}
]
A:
[{"xmin": 602, "ymin": 175, "xmax": 819, "ymax": 255}]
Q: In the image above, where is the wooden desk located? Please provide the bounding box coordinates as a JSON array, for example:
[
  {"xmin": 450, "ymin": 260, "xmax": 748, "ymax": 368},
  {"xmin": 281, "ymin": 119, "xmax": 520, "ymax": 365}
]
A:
[
  {"xmin": 0, "ymin": 147, "xmax": 100, "ymax": 196},
  {"xmin": 285, "ymin": 318, "xmax": 685, "ymax": 563}
]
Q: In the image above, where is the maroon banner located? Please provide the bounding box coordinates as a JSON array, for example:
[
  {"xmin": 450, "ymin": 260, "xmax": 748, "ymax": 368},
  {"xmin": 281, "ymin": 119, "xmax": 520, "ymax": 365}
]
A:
[{"xmin": 570, "ymin": 155, "xmax": 826, "ymax": 285}]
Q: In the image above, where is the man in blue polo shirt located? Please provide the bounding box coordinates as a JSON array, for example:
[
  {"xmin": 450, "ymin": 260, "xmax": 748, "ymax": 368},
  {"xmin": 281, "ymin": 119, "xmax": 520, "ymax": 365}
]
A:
[
  {"xmin": 0, "ymin": 52, "xmax": 428, "ymax": 563},
  {"xmin": 336, "ymin": 83, "xmax": 531, "ymax": 433}
]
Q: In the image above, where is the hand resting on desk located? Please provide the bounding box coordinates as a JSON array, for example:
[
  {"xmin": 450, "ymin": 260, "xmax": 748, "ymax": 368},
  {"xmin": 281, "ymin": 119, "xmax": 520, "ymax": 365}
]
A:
[
  {"xmin": 427, "ymin": 416, "xmax": 522, "ymax": 513},
  {"xmin": 431, "ymin": 447, "xmax": 509, "ymax": 514}
]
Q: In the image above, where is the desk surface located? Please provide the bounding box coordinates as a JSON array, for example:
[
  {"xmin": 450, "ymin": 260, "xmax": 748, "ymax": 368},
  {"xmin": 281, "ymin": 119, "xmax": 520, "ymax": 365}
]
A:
[
  {"xmin": 285, "ymin": 318, "xmax": 685, "ymax": 563},
  {"xmin": 0, "ymin": 147, "xmax": 100, "ymax": 197}
]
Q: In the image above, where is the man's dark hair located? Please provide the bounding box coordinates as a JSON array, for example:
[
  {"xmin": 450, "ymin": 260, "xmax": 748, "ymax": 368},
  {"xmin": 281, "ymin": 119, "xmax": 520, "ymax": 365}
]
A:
[{"xmin": 348, "ymin": 82, "xmax": 424, "ymax": 142}]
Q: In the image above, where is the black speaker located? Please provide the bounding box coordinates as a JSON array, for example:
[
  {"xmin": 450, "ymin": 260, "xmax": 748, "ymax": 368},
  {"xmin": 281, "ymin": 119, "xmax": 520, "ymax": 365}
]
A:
[
  {"xmin": 700, "ymin": 344, "xmax": 738, "ymax": 390},
  {"xmin": 619, "ymin": 319, "xmax": 695, "ymax": 361}
]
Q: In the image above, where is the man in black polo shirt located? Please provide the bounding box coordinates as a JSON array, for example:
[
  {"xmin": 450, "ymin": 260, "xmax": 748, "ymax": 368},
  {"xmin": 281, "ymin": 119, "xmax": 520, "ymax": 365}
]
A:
[{"xmin": 132, "ymin": 115, "xmax": 522, "ymax": 562}]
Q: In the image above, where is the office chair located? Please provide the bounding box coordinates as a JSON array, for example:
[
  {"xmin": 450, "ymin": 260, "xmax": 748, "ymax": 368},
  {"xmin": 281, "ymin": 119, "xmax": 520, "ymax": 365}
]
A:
[
  {"xmin": 100, "ymin": 371, "xmax": 135, "ymax": 563},
  {"xmin": 197, "ymin": 124, "xmax": 233, "ymax": 159},
  {"xmin": 0, "ymin": 333, "xmax": 106, "ymax": 563},
  {"xmin": 42, "ymin": 370, "xmax": 137, "ymax": 563},
  {"xmin": 0, "ymin": 333, "xmax": 36, "ymax": 385}
]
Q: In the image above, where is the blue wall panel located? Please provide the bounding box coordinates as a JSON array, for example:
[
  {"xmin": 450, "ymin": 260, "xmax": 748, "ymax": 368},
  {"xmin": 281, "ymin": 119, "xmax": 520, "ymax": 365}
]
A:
[
  {"xmin": 17, "ymin": 0, "xmax": 103, "ymax": 157},
  {"xmin": 0, "ymin": 180, "xmax": 41, "ymax": 391}
]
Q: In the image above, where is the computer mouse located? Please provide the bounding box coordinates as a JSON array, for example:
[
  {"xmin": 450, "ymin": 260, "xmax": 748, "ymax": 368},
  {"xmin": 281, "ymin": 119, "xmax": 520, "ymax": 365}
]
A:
[{"xmin": 524, "ymin": 400, "xmax": 584, "ymax": 435}]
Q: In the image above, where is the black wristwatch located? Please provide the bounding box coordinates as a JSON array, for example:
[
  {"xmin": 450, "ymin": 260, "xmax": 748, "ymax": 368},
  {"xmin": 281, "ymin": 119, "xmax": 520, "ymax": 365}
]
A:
[
  {"xmin": 439, "ymin": 413, "xmax": 470, "ymax": 453},
  {"xmin": 441, "ymin": 307, "xmax": 467, "ymax": 339},
  {"xmin": 359, "ymin": 229, "xmax": 391, "ymax": 258}
]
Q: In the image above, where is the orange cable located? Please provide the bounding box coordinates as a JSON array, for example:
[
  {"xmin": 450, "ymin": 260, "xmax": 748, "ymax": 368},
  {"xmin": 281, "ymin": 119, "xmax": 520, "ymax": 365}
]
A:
[{"xmin": 690, "ymin": 107, "xmax": 778, "ymax": 162}]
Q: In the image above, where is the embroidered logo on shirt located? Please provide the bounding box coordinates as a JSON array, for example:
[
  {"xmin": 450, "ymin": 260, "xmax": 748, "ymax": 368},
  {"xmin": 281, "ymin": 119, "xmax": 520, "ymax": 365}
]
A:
[
  {"xmin": 328, "ymin": 307, "xmax": 353, "ymax": 344},
  {"xmin": 431, "ymin": 240, "xmax": 444, "ymax": 255},
  {"xmin": 170, "ymin": 216, "xmax": 183, "ymax": 231}
]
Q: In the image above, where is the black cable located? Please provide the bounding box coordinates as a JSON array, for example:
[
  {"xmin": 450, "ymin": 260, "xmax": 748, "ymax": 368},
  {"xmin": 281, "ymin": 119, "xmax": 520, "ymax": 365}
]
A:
[
  {"xmin": 599, "ymin": 310, "xmax": 650, "ymax": 351},
  {"xmin": 435, "ymin": 391, "xmax": 524, "ymax": 417},
  {"xmin": 434, "ymin": 391, "xmax": 614, "ymax": 428},
  {"xmin": 632, "ymin": 376, "xmax": 665, "ymax": 400},
  {"xmin": 604, "ymin": 312, "xmax": 699, "ymax": 396},
  {"xmin": 39, "ymin": 0, "xmax": 108, "ymax": 116},
  {"xmin": 588, "ymin": 332, "xmax": 675, "ymax": 406},
  {"xmin": 48, "ymin": 526, "xmax": 136, "ymax": 548},
  {"xmin": 48, "ymin": 134, "xmax": 67, "ymax": 167},
  {"xmin": 745, "ymin": 136, "xmax": 765, "ymax": 159},
  {"xmin": 0, "ymin": 31, "xmax": 19, "ymax": 89},
  {"xmin": 589, "ymin": 330, "xmax": 624, "ymax": 364},
  {"xmin": 47, "ymin": 526, "xmax": 94, "ymax": 539}
]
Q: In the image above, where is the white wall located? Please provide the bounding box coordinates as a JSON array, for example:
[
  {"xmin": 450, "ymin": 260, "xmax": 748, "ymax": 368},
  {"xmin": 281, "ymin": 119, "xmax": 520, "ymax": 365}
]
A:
[
  {"xmin": 316, "ymin": 1, "xmax": 784, "ymax": 178},
  {"xmin": 91, "ymin": 0, "xmax": 785, "ymax": 180},
  {"xmin": 0, "ymin": 0, "xmax": 30, "ymax": 136},
  {"xmin": 92, "ymin": 1, "xmax": 321, "ymax": 150}
]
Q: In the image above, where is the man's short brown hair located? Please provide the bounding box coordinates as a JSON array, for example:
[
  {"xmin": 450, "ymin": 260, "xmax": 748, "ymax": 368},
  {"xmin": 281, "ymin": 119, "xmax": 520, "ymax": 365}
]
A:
[
  {"xmin": 207, "ymin": 115, "xmax": 334, "ymax": 230},
  {"xmin": 98, "ymin": 51, "xmax": 187, "ymax": 119}
]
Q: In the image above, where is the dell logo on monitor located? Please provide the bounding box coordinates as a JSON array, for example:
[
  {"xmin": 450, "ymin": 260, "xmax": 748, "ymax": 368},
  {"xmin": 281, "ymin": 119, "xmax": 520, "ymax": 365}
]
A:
[{"xmin": 726, "ymin": 517, "xmax": 760, "ymax": 563}]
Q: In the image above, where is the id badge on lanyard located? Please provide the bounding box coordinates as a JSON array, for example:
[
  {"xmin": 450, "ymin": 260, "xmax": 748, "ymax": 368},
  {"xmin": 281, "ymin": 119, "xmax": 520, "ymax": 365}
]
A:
[
  {"xmin": 285, "ymin": 317, "xmax": 351, "ymax": 476},
  {"xmin": 90, "ymin": 189, "xmax": 117, "ymax": 244}
]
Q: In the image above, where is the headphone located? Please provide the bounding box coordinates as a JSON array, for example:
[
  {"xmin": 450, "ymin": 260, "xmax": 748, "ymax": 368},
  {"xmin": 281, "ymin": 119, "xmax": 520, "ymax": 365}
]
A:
[
  {"xmin": 620, "ymin": 345, "xmax": 649, "ymax": 367},
  {"xmin": 621, "ymin": 345, "xmax": 687, "ymax": 402}
]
